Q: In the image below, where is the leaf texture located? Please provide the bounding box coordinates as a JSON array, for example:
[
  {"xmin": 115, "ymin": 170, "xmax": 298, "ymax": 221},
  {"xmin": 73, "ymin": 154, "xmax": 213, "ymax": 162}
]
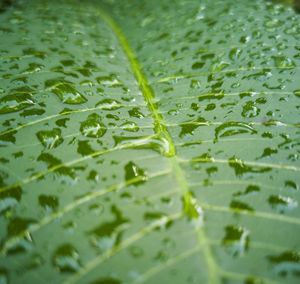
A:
[{"xmin": 0, "ymin": 0, "xmax": 300, "ymax": 283}]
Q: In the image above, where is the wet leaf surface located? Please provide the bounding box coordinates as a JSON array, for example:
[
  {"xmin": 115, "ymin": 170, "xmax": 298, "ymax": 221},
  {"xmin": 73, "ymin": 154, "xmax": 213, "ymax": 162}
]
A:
[{"xmin": 0, "ymin": 0, "xmax": 299, "ymax": 283}]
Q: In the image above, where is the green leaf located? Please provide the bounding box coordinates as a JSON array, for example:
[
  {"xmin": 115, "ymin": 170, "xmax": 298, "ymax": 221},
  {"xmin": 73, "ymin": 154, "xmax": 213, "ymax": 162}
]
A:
[{"xmin": 0, "ymin": 0, "xmax": 299, "ymax": 283}]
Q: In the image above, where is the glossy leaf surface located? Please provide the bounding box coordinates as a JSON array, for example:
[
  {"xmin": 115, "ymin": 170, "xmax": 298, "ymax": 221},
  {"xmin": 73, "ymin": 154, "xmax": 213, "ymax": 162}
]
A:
[{"xmin": 0, "ymin": 0, "xmax": 300, "ymax": 283}]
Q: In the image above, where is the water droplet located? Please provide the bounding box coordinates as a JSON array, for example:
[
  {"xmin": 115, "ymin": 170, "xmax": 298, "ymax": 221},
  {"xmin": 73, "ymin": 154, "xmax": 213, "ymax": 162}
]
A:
[
  {"xmin": 124, "ymin": 161, "xmax": 147, "ymax": 186},
  {"xmin": 285, "ymin": 180, "xmax": 298, "ymax": 191},
  {"xmin": 129, "ymin": 246, "xmax": 143, "ymax": 258},
  {"xmin": 267, "ymin": 251, "xmax": 300, "ymax": 277},
  {"xmin": 38, "ymin": 194, "xmax": 58, "ymax": 210},
  {"xmin": 128, "ymin": 107, "xmax": 145, "ymax": 119},
  {"xmin": 242, "ymin": 101, "xmax": 260, "ymax": 118},
  {"xmin": 80, "ymin": 113, "xmax": 106, "ymax": 138},
  {"xmin": 190, "ymin": 79, "xmax": 201, "ymax": 89},
  {"xmin": 90, "ymin": 278, "xmax": 121, "ymax": 284},
  {"xmin": 179, "ymin": 117, "xmax": 207, "ymax": 137},
  {"xmin": 0, "ymin": 129, "xmax": 17, "ymax": 147},
  {"xmin": 257, "ymin": 147, "xmax": 278, "ymax": 159},
  {"xmin": 274, "ymin": 56, "xmax": 296, "ymax": 68},
  {"xmin": 46, "ymin": 79, "xmax": 86, "ymax": 104},
  {"xmin": 268, "ymin": 195, "xmax": 298, "ymax": 214},
  {"xmin": 53, "ymin": 244, "xmax": 81, "ymax": 272},
  {"xmin": 214, "ymin": 121, "xmax": 257, "ymax": 141},
  {"xmin": 183, "ymin": 192, "xmax": 203, "ymax": 226},
  {"xmin": 96, "ymin": 74, "xmax": 122, "ymax": 86},
  {"xmin": 230, "ymin": 200, "xmax": 254, "ymax": 212},
  {"xmin": 37, "ymin": 153, "xmax": 77, "ymax": 185},
  {"xmin": 233, "ymin": 185, "xmax": 260, "ymax": 197},
  {"xmin": 222, "ymin": 225, "xmax": 249, "ymax": 257},
  {"xmin": 114, "ymin": 133, "xmax": 174, "ymax": 157},
  {"xmin": 36, "ymin": 128, "xmax": 64, "ymax": 149},
  {"xmin": 229, "ymin": 48, "xmax": 242, "ymax": 61},
  {"xmin": 211, "ymin": 61, "xmax": 229, "ymax": 72},
  {"xmin": 20, "ymin": 108, "xmax": 45, "ymax": 117},
  {"xmin": 293, "ymin": 89, "xmax": 300, "ymax": 98},
  {"xmin": 228, "ymin": 156, "xmax": 271, "ymax": 177},
  {"xmin": 95, "ymin": 99, "xmax": 121, "ymax": 110},
  {"xmin": 89, "ymin": 205, "xmax": 129, "ymax": 252},
  {"xmin": 264, "ymin": 18, "xmax": 282, "ymax": 28},
  {"xmin": 192, "ymin": 62, "xmax": 204, "ymax": 69},
  {"xmin": 0, "ymin": 94, "xmax": 35, "ymax": 114},
  {"xmin": 0, "ymin": 268, "xmax": 8, "ymax": 284},
  {"xmin": 121, "ymin": 121, "xmax": 139, "ymax": 132},
  {"xmin": 77, "ymin": 140, "xmax": 96, "ymax": 156},
  {"xmin": 0, "ymin": 183, "xmax": 22, "ymax": 213}
]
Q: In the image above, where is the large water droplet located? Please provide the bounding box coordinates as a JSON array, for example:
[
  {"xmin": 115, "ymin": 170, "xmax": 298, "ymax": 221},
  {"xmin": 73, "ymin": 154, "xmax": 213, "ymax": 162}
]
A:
[
  {"xmin": 124, "ymin": 161, "xmax": 147, "ymax": 186},
  {"xmin": 36, "ymin": 128, "xmax": 63, "ymax": 149},
  {"xmin": 274, "ymin": 56, "xmax": 296, "ymax": 68},
  {"xmin": 121, "ymin": 121, "xmax": 139, "ymax": 132},
  {"xmin": 268, "ymin": 195, "xmax": 298, "ymax": 214},
  {"xmin": 222, "ymin": 225, "xmax": 249, "ymax": 257},
  {"xmin": 214, "ymin": 121, "xmax": 257, "ymax": 141},
  {"xmin": 46, "ymin": 79, "xmax": 86, "ymax": 104},
  {"xmin": 95, "ymin": 99, "xmax": 121, "ymax": 110},
  {"xmin": 267, "ymin": 251, "xmax": 300, "ymax": 277},
  {"xmin": 89, "ymin": 205, "xmax": 129, "ymax": 252},
  {"xmin": 0, "ymin": 94, "xmax": 35, "ymax": 114},
  {"xmin": 80, "ymin": 113, "xmax": 106, "ymax": 138},
  {"xmin": 52, "ymin": 244, "xmax": 81, "ymax": 272}
]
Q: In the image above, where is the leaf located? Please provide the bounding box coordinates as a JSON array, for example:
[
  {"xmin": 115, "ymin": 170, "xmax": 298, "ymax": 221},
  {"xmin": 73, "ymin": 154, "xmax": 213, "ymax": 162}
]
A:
[{"xmin": 0, "ymin": 0, "xmax": 299, "ymax": 283}]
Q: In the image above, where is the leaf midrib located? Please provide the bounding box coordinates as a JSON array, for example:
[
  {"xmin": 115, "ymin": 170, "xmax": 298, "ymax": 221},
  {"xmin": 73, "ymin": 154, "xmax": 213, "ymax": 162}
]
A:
[{"xmin": 73, "ymin": 6, "xmax": 220, "ymax": 284}]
